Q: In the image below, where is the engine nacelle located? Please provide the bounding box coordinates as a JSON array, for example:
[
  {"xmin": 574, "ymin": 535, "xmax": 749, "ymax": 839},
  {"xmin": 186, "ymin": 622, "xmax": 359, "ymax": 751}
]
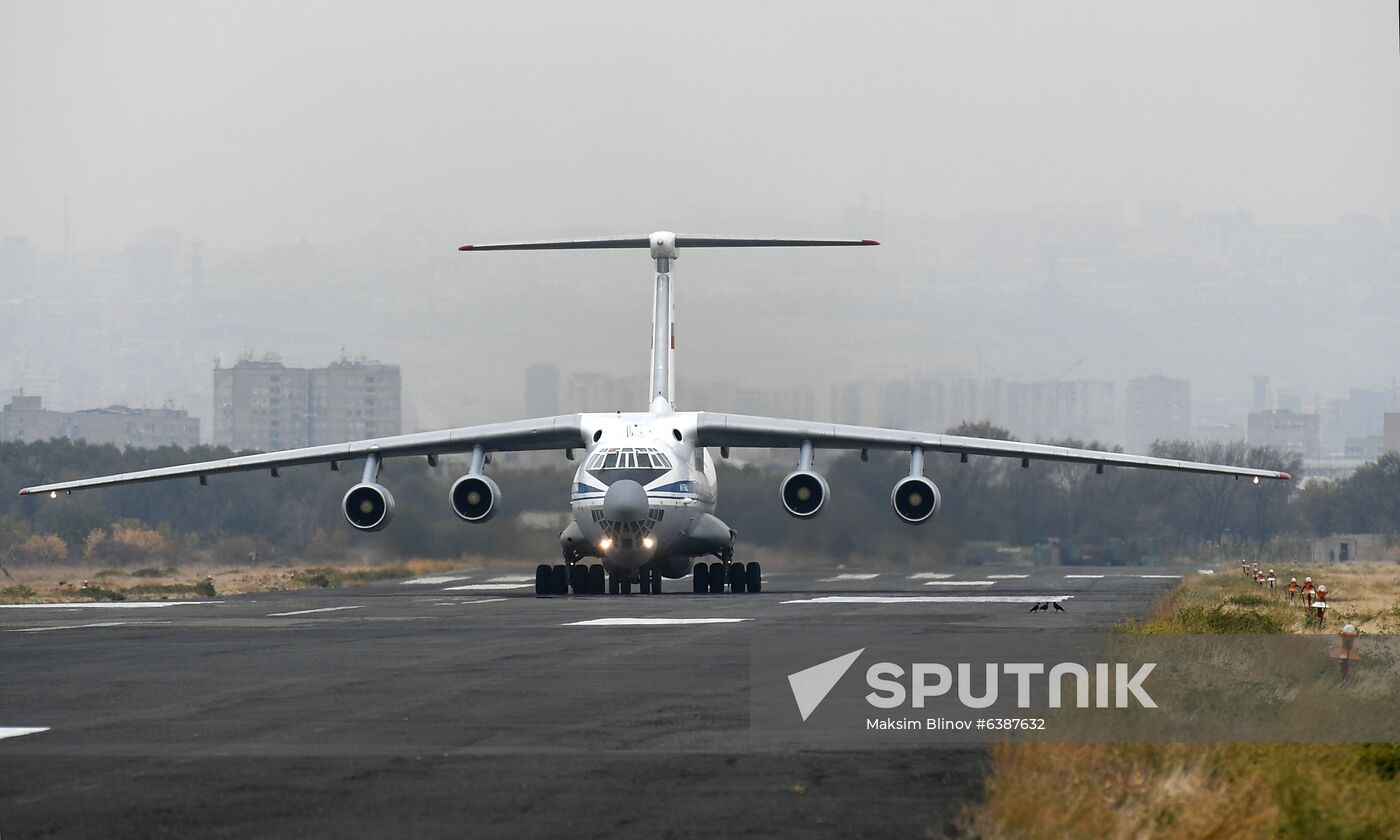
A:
[
  {"xmin": 342, "ymin": 482, "xmax": 396, "ymax": 531},
  {"xmin": 450, "ymin": 474, "xmax": 501, "ymax": 523},
  {"xmin": 780, "ymin": 470, "xmax": 829, "ymax": 518},
  {"xmin": 891, "ymin": 476, "xmax": 941, "ymax": 524}
]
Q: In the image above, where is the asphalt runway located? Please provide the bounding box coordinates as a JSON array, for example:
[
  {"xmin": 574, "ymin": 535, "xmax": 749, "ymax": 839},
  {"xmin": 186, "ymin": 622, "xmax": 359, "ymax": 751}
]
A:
[{"xmin": 0, "ymin": 564, "xmax": 1187, "ymax": 839}]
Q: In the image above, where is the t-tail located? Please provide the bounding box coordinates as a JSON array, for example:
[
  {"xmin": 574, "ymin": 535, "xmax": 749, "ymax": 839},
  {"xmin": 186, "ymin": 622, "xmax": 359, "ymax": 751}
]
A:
[{"xmin": 459, "ymin": 232, "xmax": 879, "ymax": 411}]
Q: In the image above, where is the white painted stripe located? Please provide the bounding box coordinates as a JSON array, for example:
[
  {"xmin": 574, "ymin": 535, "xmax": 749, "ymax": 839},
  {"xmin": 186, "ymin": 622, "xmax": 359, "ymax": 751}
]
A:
[
  {"xmin": 563, "ymin": 617, "xmax": 753, "ymax": 626},
  {"xmin": 986, "ymin": 574, "xmax": 1030, "ymax": 579},
  {"xmin": 0, "ymin": 601, "xmax": 223, "ymax": 609},
  {"xmin": 782, "ymin": 595, "xmax": 1074, "ymax": 605},
  {"xmin": 402, "ymin": 575, "xmax": 472, "ymax": 585},
  {"xmin": 0, "ymin": 727, "xmax": 49, "ymax": 741},
  {"xmin": 1064, "ymin": 574, "xmax": 1105, "ymax": 579},
  {"xmin": 442, "ymin": 583, "xmax": 532, "ymax": 591},
  {"xmin": 484, "ymin": 575, "xmax": 535, "ymax": 583},
  {"xmin": 266, "ymin": 606, "xmax": 365, "ymax": 617},
  {"xmin": 1134, "ymin": 574, "xmax": 1182, "ymax": 579},
  {"xmin": 923, "ymin": 580, "xmax": 997, "ymax": 587},
  {"xmin": 6, "ymin": 621, "xmax": 139, "ymax": 633},
  {"xmin": 1197, "ymin": 569, "xmax": 1216, "ymax": 575},
  {"xmin": 908, "ymin": 572, "xmax": 954, "ymax": 580},
  {"xmin": 439, "ymin": 597, "xmax": 507, "ymax": 605},
  {"xmin": 818, "ymin": 573, "xmax": 880, "ymax": 582}
]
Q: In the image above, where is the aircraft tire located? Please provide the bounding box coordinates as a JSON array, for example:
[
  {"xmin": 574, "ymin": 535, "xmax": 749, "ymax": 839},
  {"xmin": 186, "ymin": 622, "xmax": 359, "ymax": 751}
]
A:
[
  {"xmin": 693, "ymin": 563, "xmax": 709, "ymax": 593},
  {"xmin": 588, "ymin": 564, "xmax": 605, "ymax": 595},
  {"xmin": 535, "ymin": 564, "xmax": 551, "ymax": 596},
  {"xmin": 569, "ymin": 564, "xmax": 587, "ymax": 595},
  {"xmin": 621, "ymin": 575, "xmax": 632, "ymax": 595},
  {"xmin": 608, "ymin": 570, "xmax": 620, "ymax": 595},
  {"xmin": 650, "ymin": 569, "xmax": 662, "ymax": 595},
  {"xmin": 728, "ymin": 562, "xmax": 745, "ymax": 593},
  {"xmin": 745, "ymin": 562, "xmax": 762, "ymax": 593},
  {"xmin": 709, "ymin": 565, "xmax": 726, "ymax": 594},
  {"xmin": 551, "ymin": 564, "xmax": 568, "ymax": 595}
]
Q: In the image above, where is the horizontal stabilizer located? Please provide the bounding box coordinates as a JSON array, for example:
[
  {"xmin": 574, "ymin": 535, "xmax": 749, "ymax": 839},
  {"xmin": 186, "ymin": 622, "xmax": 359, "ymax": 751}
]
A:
[{"xmin": 459, "ymin": 233, "xmax": 878, "ymax": 251}]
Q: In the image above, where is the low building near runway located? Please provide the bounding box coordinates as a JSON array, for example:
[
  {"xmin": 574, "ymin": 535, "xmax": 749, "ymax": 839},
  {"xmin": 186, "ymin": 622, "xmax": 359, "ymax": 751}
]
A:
[
  {"xmin": 1310, "ymin": 533, "xmax": 1390, "ymax": 564},
  {"xmin": 0, "ymin": 394, "xmax": 200, "ymax": 449}
]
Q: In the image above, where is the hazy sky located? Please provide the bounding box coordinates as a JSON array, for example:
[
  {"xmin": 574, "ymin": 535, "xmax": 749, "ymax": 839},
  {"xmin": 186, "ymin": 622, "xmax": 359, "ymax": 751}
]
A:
[{"xmin": 2, "ymin": 1, "xmax": 1398, "ymax": 251}]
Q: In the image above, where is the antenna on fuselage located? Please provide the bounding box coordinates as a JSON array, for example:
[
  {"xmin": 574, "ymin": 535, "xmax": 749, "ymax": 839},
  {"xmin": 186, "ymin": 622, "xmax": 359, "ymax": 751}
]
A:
[{"xmin": 459, "ymin": 232, "xmax": 879, "ymax": 411}]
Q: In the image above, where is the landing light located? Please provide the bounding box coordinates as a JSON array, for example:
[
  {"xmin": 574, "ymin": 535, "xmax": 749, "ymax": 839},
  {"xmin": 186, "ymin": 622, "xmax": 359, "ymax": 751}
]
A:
[
  {"xmin": 48, "ymin": 491, "xmax": 57, "ymax": 500},
  {"xmin": 599, "ymin": 537, "xmax": 614, "ymax": 551},
  {"xmin": 1252, "ymin": 476, "xmax": 1260, "ymax": 486},
  {"xmin": 642, "ymin": 535, "xmax": 656, "ymax": 549}
]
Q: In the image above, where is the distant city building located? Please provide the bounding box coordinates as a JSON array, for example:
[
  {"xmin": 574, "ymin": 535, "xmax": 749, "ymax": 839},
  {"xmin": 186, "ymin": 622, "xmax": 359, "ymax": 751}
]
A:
[
  {"xmin": 0, "ymin": 394, "xmax": 199, "ymax": 448},
  {"xmin": 524, "ymin": 363, "xmax": 561, "ymax": 417},
  {"xmin": 1385, "ymin": 413, "xmax": 1400, "ymax": 455},
  {"xmin": 0, "ymin": 236, "xmax": 35, "ymax": 298},
  {"xmin": 1247, "ymin": 410, "xmax": 1320, "ymax": 459},
  {"xmin": 1124, "ymin": 375, "xmax": 1190, "ymax": 453},
  {"xmin": 214, "ymin": 355, "xmax": 401, "ymax": 451},
  {"xmin": 563, "ymin": 372, "xmax": 643, "ymax": 413}
]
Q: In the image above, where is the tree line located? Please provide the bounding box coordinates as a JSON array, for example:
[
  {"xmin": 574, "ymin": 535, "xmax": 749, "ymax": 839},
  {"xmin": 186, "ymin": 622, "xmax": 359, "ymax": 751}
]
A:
[{"xmin": 0, "ymin": 425, "xmax": 1394, "ymax": 568}]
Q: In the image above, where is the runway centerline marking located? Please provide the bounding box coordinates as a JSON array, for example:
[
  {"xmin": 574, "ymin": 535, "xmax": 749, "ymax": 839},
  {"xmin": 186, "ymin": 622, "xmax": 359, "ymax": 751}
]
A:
[
  {"xmin": 0, "ymin": 601, "xmax": 224, "ymax": 610},
  {"xmin": 484, "ymin": 575, "xmax": 535, "ymax": 583},
  {"xmin": 818, "ymin": 573, "xmax": 880, "ymax": 582},
  {"xmin": 1064, "ymin": 574, "xmax": 1105, "ymax": 579},
  {"xmin": 986, "ymin": 574, "xmax": 1030, "ymax": 579},
  {"xmin": 402, "ymin": 575, "xmax": 472, "ymax": 585},
  {"xmin": 442, "ymin": 583, "xmax": 533, "ymax": 591},
  {"xmin": 266, "ymin": 606, "xmax": 366, "ymax": 617},
  {"xmin": 437, "ymin": 598, "xmax": 507, "ymax": 605},
  {"xmin": 908, "ymin": 572, "xmax": 954, "ymax": 580},
  {"xmin": 5, "ymin": 621, "xmax": 169, "ymax": 633},
  {"xmin": 923, "ymin": 580, "xmax": 996, "ymax": 586},
  {"xmin": 563, "ymin": 617, "xmax": 753, "ymax": 627},
  {"xmin": 0, "ymin": 727, "xmax": 49, "ymax": 741},
  {"xmin": 782, "ymin": 595, "xmax": 1074, "ymax": 605}
]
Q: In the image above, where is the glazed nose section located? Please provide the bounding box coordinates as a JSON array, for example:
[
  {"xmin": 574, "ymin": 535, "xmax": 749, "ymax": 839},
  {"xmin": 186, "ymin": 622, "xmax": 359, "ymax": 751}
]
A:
[{"xmin": 603, "ymin": 479, "xmax": 648, "ymax": 522}]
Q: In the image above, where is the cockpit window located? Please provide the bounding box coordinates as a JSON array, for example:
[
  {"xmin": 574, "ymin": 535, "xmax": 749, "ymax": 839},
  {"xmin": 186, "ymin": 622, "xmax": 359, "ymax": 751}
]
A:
[{"xmin": 587, "ymin": 447, "xmax": 672, "ymax": 471}]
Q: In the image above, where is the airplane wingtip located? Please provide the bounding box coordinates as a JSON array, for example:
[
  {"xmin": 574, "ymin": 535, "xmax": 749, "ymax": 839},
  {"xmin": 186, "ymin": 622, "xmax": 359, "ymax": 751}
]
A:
[
  {"xmin": 457, "ymin": 244, "xmax": 474, "ymax": 251},
  {"xmin": 861, "ymin": 239, "xmax": 880, "ymax": 246}
]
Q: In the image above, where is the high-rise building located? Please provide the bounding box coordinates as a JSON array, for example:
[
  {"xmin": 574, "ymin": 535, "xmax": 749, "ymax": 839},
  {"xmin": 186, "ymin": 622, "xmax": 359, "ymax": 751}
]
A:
[
  {"xmin": 1384, "ymin": 414, "xmax": 1400, "ymax": 455},
  {"xmin": 0, "ymin": 236, "xmax": 35, "ymax": 298},
  {"xmin": 1247, "ymin": 410, "xmax": 1320, "ymax": 459},
  {"xmin": 214, "ymin": 356, "xmax": 401, "ymax": 452},
  {"xmin": 1124, "ymin": 375, "xmax": 1190, "ymax": 453},
  {"xmin": 524, "ymin": 363, "xmax": 560, "ymax": 417}
]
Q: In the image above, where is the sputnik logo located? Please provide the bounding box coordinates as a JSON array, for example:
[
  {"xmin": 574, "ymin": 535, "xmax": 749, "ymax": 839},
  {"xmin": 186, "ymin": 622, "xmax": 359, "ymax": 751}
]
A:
[{"xmin": 787, "ymin": 648, "xmax": 865, "ymax": 721}]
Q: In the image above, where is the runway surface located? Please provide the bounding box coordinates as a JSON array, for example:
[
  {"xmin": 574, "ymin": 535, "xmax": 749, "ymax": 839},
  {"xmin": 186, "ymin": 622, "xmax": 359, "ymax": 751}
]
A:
[{"xmin": 0, "ymin": 565, "xmax": 1185, "ymax": 838}]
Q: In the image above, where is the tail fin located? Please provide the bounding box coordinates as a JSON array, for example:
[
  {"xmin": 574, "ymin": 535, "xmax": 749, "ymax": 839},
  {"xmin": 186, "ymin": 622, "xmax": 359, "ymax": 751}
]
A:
[{"xmin": 459, "ymin": 232, "xmax": 879, "ymax": 410}]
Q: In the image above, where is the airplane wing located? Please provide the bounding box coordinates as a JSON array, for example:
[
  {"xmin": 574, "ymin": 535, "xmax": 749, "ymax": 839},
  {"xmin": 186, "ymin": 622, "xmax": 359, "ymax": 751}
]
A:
[
  {"xmin": 18, "ymin": 414, "xmax": 588, "ymax": 496},
  {"xmin": 693, "ymin": 412, "xmax": 1292, "ymax": 481}
]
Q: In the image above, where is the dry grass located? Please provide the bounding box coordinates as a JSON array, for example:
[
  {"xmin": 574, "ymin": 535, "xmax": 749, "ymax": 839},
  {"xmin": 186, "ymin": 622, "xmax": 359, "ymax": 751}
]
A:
[
  {"xmin": 962, "ymin": 561, "xmax": 1400, "ymax": 839},
  {"xmin": 0, "ymin": 557, "xmax": 488, "ymax": 604}
]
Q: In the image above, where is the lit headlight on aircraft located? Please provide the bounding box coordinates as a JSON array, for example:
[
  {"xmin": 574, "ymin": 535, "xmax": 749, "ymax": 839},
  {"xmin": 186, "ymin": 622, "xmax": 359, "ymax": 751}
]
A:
[
  {"xmin": 599, "ymin": 537, "xmax": 614, "ymax": 551},
  {"xmin": 642, "ymin": 535, "xmax": 656, "ymax": 549},
  {"xmin": 48, "ymin": 491, "xmax": 57, "ymax": 499}
]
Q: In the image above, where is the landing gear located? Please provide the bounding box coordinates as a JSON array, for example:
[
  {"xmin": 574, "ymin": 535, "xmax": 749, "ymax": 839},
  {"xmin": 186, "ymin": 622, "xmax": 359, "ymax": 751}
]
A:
[
  {"xmin": 608, "ymin": 569, "xmax": 621, "ymax": 594},
  {"xmin": 692, "ymin": 556, "xmax": 761, "ymax": 594},
  {"xmin": 535, "ymin": 564, "xmax": 551, "ymax": 596},
  {"xmin": 569, "ymin": 564, "xmax": 588, "ymax": 595},
  {"xmin": 551, "ymin": 564, "xmax": 568, "ymax": 595},
  {"xmin": 693, "ymin": 562, "xmax": 710, "ymax": 593},
  {"xmin": 588, "ymin": 564, "xmax": 605, "ymax": 595},
  {"xmin": 641, "ymin": 568, "xmax": 661, "ymax": 594}
]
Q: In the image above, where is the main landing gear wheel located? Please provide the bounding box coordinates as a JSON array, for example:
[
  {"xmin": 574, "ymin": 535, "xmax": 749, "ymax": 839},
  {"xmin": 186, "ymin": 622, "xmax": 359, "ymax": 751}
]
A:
[
  {"xmin": 608, "ymin": 569, "xmax": 621, "ymax": 595},
  {"xmin": 620, "ymin": 574, "xmax": 632, "ymax": 595},
  {"xmin": 693, "ymin": 562, "xmax": 709, "ymax": 593},
  {"xmin": 588, "ymin": 564, "xmax": 605, "ymax": 595},
  {"xmin": 648, "ymin": 568, "xmax": 662, "ymax": 594},
  {"xmin": 728, "ymin": 562, "xmax": 746, "ymax": 594},
  {"xmin": 745, "ymin": 562, "xmax": 762, "ymax": 593},
  {"xmin": 535, "ymin": 564, "xmax": 552, "ymax": 596},
  {"xmin": 709, "ymin": 564, "xmax": 726, "ymax": 594},
  {"xmin": 550, "ymin": 564, "xmax": 568, "ymax": 596},
  {"xmin": 568, "ymin": 564, "xmax": 587, "ymax": 595}
]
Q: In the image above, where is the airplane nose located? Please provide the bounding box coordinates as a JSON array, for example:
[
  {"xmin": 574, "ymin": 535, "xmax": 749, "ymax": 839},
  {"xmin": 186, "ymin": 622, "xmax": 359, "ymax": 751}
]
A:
[{"xmin": 603, "ymin": 479, "xmax": 648, "ymax": 522}]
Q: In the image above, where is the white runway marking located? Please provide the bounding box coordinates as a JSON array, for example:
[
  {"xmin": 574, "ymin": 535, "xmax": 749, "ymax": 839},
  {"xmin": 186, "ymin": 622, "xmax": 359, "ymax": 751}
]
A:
[
  {"xmin": 436, "ymin": 598, "xmax": 507, "ymax": 605},
  {"xmin": 0, "ymin": 601, "xmax": 223, "ymax": 609},
  {"xmin": 783, "ymin": 595, "xmax": 1074, "ymax": 605},
  {"xmin": 563, "ymin": 617, "xmax": 753, "ymax": 627},
  {"xmin": 986, "ymin": 574, "xmax": 1030, "ymax": 579},
  {"xmin": 1133, "ymin": 574, "xmax": 1182, "ymax": 579},
  {"xmin": 923, "ymin": 580, "xmax": 997, "ymax": 587},
  {"xmin": 5, "ymin": 621, "xmax": 157, "ymax": 633},
  {"xmin": 1063, "ymin": 574, "xmax": 1105, "ymax": 579},
  {"xmin": 442, "ymin": 583, "xmax": 533, "ymax": 591},
  {"xmin": 908, "ymin": 572, "xmax": 954, "ymax": 580},
  {"xmin": 1197, "ymin": 569, "xmax": 1216, "ymax": 575},
  {"xmin": 0, "ymin": 727, "xmax": 48, "ymax": 741},
  {"xmin": 402, "ymin": 575, "xmax": 472, "ymax": 585},
  {"xmin": 266, "ymin": 606, "xmax": 365, "ymax": 617},
  {"xmin": 484, "ymin": 575, "xmax": 535, "ymax": 583},
  {"xmin": 818, "ymin": 573, "xmax": 880, "ymax": 582}
]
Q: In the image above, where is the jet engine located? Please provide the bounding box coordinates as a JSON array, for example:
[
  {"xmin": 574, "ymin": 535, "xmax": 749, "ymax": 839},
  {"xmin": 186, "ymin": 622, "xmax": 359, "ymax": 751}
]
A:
[
  {"xmin": 891, "ymin": 475, "xmax": 941, "ymax": 524},
  {"xmin": 780, "ymin": 470, "xmax": 829, "ymax": 518},
  {"xmin": 450, "ymin": 474, "xmax": 501, "ymax": 523},
  {"xmin": 342, "ymin": 482, "xmax": 396, "ymax": 531}
]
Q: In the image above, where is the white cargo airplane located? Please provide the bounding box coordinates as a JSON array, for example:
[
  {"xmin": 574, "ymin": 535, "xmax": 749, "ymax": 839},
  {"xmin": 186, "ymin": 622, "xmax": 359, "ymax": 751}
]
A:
[{"xmin": 20, "ymin": 232, "xmax": 1290, "ymax": 596}]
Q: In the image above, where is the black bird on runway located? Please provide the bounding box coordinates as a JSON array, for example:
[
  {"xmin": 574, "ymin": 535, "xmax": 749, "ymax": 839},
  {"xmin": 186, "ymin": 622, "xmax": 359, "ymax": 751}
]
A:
[
  {"xmin": 1028, "ymin": 602, "xmax": 1051, "ymax": 612},
  {"xmin": 1052, "ymin": 602, "xmax": 1065, "ymax": 612}
]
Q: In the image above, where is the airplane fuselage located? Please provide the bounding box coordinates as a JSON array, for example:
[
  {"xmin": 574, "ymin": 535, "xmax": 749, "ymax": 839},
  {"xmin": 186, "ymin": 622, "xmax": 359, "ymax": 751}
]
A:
[{"xmin": 564, "ymin": 410, "xmax": 731, "ymax": 578}]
